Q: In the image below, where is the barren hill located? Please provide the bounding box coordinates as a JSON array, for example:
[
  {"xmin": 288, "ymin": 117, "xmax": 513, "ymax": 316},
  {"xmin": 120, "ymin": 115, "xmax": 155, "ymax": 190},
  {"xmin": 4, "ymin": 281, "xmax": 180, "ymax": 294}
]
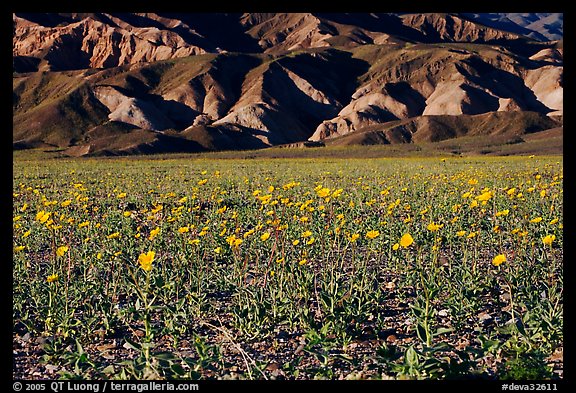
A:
[{"xmin": 13, "ymin": 13, "xmax": 563, "ymax": 156}]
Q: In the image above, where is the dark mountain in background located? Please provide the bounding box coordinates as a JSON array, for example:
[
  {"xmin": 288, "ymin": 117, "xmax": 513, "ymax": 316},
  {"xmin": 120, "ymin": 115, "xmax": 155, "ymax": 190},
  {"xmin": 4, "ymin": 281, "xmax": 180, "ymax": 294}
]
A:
[
  {"xmin": 461, "ymin": 13, "xmax": 563, "ymax": 42},
  {"xmin": 13, "ymin": 12, "xmax": 563, "ymax": 156}
]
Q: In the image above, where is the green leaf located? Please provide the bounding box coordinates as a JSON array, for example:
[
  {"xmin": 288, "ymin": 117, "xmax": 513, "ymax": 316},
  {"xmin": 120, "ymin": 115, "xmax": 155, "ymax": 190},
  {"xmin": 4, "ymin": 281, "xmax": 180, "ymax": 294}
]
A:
[
  {"xmin": 416, "ymin": 323, "xmax": 429, "ymax": 343},
  {"xmin": 154, "ymin": 352, "xmax": 177, "ymax": 361},
  {"xmin": 405, "ymin": 346, "xmax": 419, "ymax": 367},
  {"xmin": 123, "ymin": 337, "xmax": 141, "ymax": 351},
  {"xmin": 478, "ymin": 335, "xmax": 500, "ymax": 352},
  {"xmin": 333, "ymin": 353, "xmax": 353, "ymax": 363},
  {"xmin": 75, "ymin": 339, "xmax": 84, "ymax": 355},
  {"xmin": 102, "ymin": 365, "xmax": 115, "ymax": 375},
  {"xmin": 433, "ymin": 327, "xmax": 454, "ymax": 337},
  {"xmin": 170, "ymin": 363, "xmax": 186, "ymax": 376}
]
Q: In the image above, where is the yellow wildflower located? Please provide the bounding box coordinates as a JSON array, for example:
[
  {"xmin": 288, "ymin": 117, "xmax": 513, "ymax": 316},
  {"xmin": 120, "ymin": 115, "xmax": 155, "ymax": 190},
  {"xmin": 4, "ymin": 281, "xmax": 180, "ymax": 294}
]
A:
[
  {"xmin": 366, "ymin": 230, "xmax": 380, "ymax": 240},
  {"xmin": 149, "ymin": 227, "xmax": 160, "ymax": 241},
  {"xmin": 542, "ymin": 234, "xmax": 555, "ymax": 246},
  {"xmin": 138, "ymin": 251, "xmax": 155, "ymax": 272},
  {"xmin": 476, "ymin": 191, "xmax": 493, "ymax": 202},
  {"xmin": 47, "ymin": 274, "xmax": 59, "ymax": 283},
  {"xmin": 492, "ymin": 254, "xmax": 506, "ymax": 267},
  {"xmin": 107, "ymin": 232, "xmax": 120, "ymax": 239},
  {"xmin": 426, "ymin": 222, "xmax": 443, "ymax": 232},
  {"xmin": 56, "ymin": 246, "xmax": 69, "ymax": 257},
  {"xmin": 400, "ymin": 233, "xmax": 414, "ymax": 248},
  {"xmin": 36, "ymin": 210, "xmax": 50, "ymax": 224}
]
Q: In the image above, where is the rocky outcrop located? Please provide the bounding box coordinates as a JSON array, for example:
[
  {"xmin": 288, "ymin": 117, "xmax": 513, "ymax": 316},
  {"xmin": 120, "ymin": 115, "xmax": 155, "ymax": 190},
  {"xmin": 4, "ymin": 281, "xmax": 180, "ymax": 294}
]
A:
[
  {"xmin": 399, "ymin": 13, "xmax": 522, "ymax": 43},
  {"xmin": 524, "ymin": 66, "xmax": 563, "ymax": 114},
  {"xmin": 13, "ymin": 13, "xmax": 563, "ymax": 155},
  {"xmin": 13, "ymin": 13, "xmax": 207, "ymax": 71},
  {"xmin": 13, "ymin": 12, "xmax": 537, "ymax": 72},
  {"xmin": 310, "ymin": 44, "xmax": 562, "ymax": 141}
]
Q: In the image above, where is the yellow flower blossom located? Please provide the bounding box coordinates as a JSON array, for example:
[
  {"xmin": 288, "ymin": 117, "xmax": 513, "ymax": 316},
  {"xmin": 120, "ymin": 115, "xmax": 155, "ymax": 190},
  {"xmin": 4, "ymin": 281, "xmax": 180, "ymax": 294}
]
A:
[
  {"xmin": 426, "ymin": 222, "xmax": 444, "ymax": 232},
  {"xmin": 36, "ymin": 210, "xmax": 50, "ymax": 224},
  {"xmin": 149, "ymin": 227, "xmax": 160, "ymax": 241},
  {"xmin": 492, "ymin": 254, "xmax": 506, "ymax": 267},
  {"xmin": 260, "ymin": 232, "xmax": 271, "ymax": 241},
  {"xmin": 138, "ymin": 251, "xmax": 155, "ymax": 272},
  {"xmin": 400, "ymin": 233, "xmax": 414, "ymax": 248},
  {"xmin": 56, "ymin": 246, "xmax": 69, "ymax": 257},
  {"xmin": 332, "ymin": 189, "xmax": 343, "ymax": 198},
  {"xmin": 366, "ymin": 230, "xmax": 380, "ymax": 240},
  {"xmin": 542, "ymin": 234, "xmax": 555, "ymax": 246},
  {"xmin": 47, "ymin": 274, "xmax": 59, "ymax": 283},
  {"xmin": 476, "ymin": 191, "xmax": 493, "ymax": 202},
  {"xmin": 107, "ymin": 232, "xmax": 120, "ymax": 239}
]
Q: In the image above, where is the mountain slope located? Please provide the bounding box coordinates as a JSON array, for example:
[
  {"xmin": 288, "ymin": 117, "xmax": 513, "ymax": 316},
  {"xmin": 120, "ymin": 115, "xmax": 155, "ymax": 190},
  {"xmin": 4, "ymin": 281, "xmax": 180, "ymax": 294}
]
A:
[
  {"xmin": 462, "ymin": 13, "xmax": 563, "ymax": 41},
  {"xmin": 13, "ymin": 13, "xmax": 563, "ymax": 156}
]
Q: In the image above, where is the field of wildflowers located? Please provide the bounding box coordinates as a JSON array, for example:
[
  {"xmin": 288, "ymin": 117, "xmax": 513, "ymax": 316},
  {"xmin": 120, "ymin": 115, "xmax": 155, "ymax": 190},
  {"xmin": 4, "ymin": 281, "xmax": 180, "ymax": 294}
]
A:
[{"xmin": 13, "ymin": 155, "xmax": 563, "ymax": 380}]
